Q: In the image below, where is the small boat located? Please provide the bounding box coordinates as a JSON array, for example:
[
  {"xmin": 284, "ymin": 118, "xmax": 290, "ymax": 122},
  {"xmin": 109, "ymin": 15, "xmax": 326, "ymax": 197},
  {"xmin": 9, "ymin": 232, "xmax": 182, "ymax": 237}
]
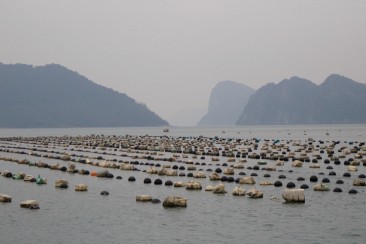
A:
[{"xmin": 163, "ymin": 128, "xmax": 169, "ymax": 133}]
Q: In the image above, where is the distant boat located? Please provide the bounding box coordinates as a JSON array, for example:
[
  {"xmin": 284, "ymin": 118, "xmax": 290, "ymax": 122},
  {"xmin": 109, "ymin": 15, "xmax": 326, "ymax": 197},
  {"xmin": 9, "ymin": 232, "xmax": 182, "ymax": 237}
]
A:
[{"xmin": 163, "ymin": 128, "xmax": 169, "ymax": 133}]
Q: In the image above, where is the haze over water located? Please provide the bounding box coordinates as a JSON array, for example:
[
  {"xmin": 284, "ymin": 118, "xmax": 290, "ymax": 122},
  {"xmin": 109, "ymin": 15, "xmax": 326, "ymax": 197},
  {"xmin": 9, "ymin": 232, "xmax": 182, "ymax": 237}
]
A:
[{"xmin": 1, "ymin": 1, "xmax": 366, "ymax": 125}]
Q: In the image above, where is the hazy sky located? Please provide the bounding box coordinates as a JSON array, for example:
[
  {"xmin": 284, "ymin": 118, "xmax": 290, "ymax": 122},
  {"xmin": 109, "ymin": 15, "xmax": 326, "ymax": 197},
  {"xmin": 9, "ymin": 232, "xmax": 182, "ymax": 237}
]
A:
[{"xmin": 1, "ymin": 1, "xmax": 366, "ymax": 125}]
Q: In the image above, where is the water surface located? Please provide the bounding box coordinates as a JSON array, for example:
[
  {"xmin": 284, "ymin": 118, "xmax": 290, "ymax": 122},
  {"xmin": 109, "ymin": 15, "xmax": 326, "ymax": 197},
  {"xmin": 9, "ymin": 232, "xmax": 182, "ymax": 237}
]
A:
[{"xmin": 1, "ymin": 125, "xmax": 365, "ymax": 243}]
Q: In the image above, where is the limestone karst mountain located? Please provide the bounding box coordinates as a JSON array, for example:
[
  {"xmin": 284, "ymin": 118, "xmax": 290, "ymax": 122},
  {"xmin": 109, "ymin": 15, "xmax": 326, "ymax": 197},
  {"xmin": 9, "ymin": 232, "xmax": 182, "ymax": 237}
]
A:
[{"xmin": 198, "ymin": 80, "xmax": 255, "ymax": 126}]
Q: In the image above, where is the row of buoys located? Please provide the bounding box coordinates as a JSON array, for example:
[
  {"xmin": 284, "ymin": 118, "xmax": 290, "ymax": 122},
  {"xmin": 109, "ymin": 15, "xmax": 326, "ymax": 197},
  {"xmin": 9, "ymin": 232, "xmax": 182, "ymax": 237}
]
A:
[
  {"xmin": 2, "ymin": 135, "xmax": 366, "ymax": 170},
  {"xmin": 1, "ymin": 170, "xmax": 47, "ymax": 185},
  {"xmin": 1, "ymin": 164, "xmax": 363, "ymax": 195},
  {"xmin": 1, "ymin": 134, "xmax": 365, "ymax": 207},
  {"xmin": 1, "ymin": 141, "xmax": 365, "ymax": 182},
  {"xmin": 135, "ymin": 174, "xmax": 361, "ymax": 195},
  {"xmin": 2, "ymin": 132, "xmax": 362, "ymax": 151},
  {"xmin": 0, "ymin": 157, "xmax": 93, "ymax": 177}
]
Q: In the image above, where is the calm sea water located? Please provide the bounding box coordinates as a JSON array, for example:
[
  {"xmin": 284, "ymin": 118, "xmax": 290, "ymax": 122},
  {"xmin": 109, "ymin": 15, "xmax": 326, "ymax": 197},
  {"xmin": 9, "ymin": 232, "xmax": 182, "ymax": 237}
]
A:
[{"xmin": 1, "ymin": 125, "xmax": 366, "ymax": 244}]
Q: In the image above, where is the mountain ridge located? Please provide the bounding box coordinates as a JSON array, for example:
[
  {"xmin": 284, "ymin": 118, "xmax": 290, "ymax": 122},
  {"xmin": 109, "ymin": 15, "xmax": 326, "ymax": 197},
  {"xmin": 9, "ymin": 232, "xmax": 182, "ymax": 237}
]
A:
[
  {"xmin": 236, "ymin": 74, "xmax": 366, "ymax": 125},
  {"xmin": 0, "ymin": 63, "xmax": 169, "ymax": 128}
]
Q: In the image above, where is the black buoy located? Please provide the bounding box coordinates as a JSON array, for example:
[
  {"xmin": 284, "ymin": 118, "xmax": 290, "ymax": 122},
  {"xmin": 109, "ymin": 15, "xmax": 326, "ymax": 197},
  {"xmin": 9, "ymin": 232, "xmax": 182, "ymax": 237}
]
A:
[
  {"xmin": 336, "ymin": 179, "xmax": 344, "ymax": 184},
  {"xmin": 144, "ymin": 178, "xmax": 152, "ymax": 184},
  {"xmin": 151, "ymin": 198, "xmax": 161, "ymax": 204},
  {"xmin": 227, "ymin": 177, "xmax": 235, "ymax": 182},
  {"xmin": 274, "ymin": 181, "xmax": 283, "ymax": 187},
  {"xmin": 100, "ymin": 191, "xmax": 109, "ymax": 196},
  {"xmin": 310, "ymin": 175, "xmax": 318, "ymax": 182},
  {"xmin": 358, "ymin": 174, "xmax": 366, "ymax": 179},
  {"xmin": 165, "ymin": 180, "xmax": 173, "ymax": 186},
  {"xmin": 333, "ymin": 188, "xmax": 342, "ymax": 193},
  {"xmin": 286, "ymin": 182, "xmax": 296, "ymax": 188},
  {"xmin": 154, "ymin": 179, "xmax": 162, "ymax": 185},
  {"xmin": 322, "ymin": 178, "xmax": 330, "ymax": 183},
  {"xmin": 349, "ymin": 189, "xmax": 358, "ymax": 194},
  {"xmin": 128, "ymin": 176, "xmax": 136, "ymax": 182},
  {"xmin": 300, "ymin": 184, "xmax": 309, "ymax": 189}
]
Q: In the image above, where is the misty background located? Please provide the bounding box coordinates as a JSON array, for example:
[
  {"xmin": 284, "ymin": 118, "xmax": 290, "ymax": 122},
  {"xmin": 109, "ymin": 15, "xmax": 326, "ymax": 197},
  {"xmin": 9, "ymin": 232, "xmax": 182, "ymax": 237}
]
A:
[{"xmin": 1, "ymin": 0, "xmax": 365, "ymax": 126}]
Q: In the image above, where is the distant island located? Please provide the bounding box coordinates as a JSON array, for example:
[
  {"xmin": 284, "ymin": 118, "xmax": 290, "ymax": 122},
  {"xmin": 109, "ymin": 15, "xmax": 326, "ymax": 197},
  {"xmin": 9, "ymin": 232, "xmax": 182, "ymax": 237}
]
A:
[
  {"xmin": 197, "ymin": 80, "xmax": 254, "ymax": 126},
  {"xmin": 0, "ymin": 63, "xmax": 168, "ymax": 128},
  {"xmin": 236, "ymin": 74, "xmax": 366, "ymax": 125}
]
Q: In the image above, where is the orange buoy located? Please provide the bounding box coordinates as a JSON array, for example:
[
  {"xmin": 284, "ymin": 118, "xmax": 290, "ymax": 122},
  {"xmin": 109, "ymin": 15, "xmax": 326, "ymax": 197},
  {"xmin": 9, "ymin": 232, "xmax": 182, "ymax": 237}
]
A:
[{"xmin": 90, "ymin": 171, "xmax": 97, "ymax": 176}]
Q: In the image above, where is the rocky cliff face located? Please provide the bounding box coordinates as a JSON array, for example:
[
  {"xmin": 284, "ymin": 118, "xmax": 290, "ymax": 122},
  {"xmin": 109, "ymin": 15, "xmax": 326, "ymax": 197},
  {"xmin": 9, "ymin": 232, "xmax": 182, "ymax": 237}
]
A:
[
  {"xmin": 197, "ymin": 80, "xmax": 254, "ymax": 126},
  {"xmin": 0, "ymin": 63, "xmax": 168, "ymax": 128},
  {"xmin": 236, "ymin": 75, "xmax": 366, "ymax": 125}
]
